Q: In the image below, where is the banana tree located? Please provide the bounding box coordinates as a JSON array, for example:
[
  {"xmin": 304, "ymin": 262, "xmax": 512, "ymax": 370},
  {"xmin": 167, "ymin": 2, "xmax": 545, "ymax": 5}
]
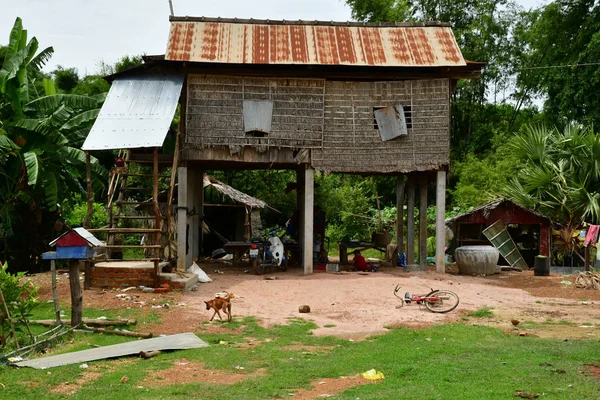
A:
[{"xmin": 0, "ymin": 17, "xmax": 107, "ymax": 270}]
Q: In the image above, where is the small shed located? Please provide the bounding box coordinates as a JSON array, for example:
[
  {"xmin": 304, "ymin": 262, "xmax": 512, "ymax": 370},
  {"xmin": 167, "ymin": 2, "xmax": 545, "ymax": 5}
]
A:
[{"xmin": 445, "ymin": 199, "xmax": 553, "ymax": 267}]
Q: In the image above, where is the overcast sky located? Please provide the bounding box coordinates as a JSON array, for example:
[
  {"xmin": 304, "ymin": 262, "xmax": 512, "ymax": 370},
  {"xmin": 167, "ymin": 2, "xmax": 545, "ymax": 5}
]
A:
[{"xmin": 3, "ymin": 0, "xmax": 545, "ymax": 76}]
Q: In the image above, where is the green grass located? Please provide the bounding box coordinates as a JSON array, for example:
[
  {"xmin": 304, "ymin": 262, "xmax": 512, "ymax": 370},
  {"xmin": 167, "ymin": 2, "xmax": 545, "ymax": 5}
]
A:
[
  {"xmin": 466, "ymin": 306, "xmax": 494, "ymax": 318},
  {"xmin": 2, "ymin": 313, "xmax": 600, "ymax": 399}
]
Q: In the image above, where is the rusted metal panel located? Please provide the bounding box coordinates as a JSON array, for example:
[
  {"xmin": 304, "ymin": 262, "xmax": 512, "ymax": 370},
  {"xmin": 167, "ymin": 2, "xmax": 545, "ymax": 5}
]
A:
[
  {"xmin": 374, "ymin": 105, "xmax": 408, "ymax": 141},
  {"xmin": 82, "ymin": 74, "xmax": 184, "ymax": 150},
  {"xmin": 166, "ymin": 20, "xmax": 465, "ymax": 67}
]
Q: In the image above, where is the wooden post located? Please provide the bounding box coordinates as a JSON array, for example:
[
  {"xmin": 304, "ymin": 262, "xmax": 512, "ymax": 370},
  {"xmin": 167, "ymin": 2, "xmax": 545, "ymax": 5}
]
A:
[
  {"xmin": 303, "ymin": 167, "xmax": 314, "ymax": 275},
  {"xmin": 166, "ymin": 131, "xmax": 180, "ymax": 260},
  {"xmin": 177, "ymin": 166, "xmax": 188, "ymax": 271},
  {"xmin": 436, "ymin": 170, "xmax": 447, "ymax": 274},
  {"xmin": 198, "ymin": 170, "xmax": 204, "ymax": 255},
  {"xmin": 153, "ymin": 148, "xmax": 161, "ymax": 287},
  {"xmin": 83, "ymin": 151, "xmax": 93, "ymax": 228},
  {"xmin": 419, "ymin": 175, "xmax": 428, "ymax": 270},
  {"xmin": 190, "ymin": 170, "xmax": 203, "ymax": 262},
  {"xmin": 69, "ymin": 260, "xmax": 83, "ymax": 328},
  {"xmin": 83, "ymin": 261, "xmax": 91, "ymax": 290},
  {"xmin": 406, "ymin": 175, "xmax": 416, "ymax": 266},
  {"xmin": 396, "ymin": 175, "xmax": 405, "ymax": 253},
  {"xmin": 185, "ymin": 169, "xmax": 196, "ymax": 269},
  {"xmin": 51, "ymin": 260, "xmax": 62, "ymax": 325}
]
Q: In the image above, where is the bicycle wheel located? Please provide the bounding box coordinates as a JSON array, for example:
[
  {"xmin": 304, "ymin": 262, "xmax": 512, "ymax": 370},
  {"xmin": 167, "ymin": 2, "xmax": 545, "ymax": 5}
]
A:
[{"xmin": 424, "ymin": 290, "xmax": 459, "ymax": 313}]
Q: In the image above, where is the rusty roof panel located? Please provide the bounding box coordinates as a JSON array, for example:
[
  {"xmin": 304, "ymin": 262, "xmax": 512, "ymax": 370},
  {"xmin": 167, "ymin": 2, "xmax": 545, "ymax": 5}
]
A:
[{"xmin": 165, "ymin": 20, "xmax": 465, "ymax": 67}]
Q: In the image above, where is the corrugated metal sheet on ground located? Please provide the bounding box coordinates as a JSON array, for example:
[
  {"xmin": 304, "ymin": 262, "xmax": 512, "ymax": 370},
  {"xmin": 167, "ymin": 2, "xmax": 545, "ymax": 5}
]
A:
[
  {"xmin": 82, "ymin": 74, "xmax": 184, "ymax": 151},
  {"xmin": 166, "ymin": 19, "xmax": 466, "ymax": 67},
  {"xmin": 14, "ymin": 333, "xmax": 208, "ymax": 369}
]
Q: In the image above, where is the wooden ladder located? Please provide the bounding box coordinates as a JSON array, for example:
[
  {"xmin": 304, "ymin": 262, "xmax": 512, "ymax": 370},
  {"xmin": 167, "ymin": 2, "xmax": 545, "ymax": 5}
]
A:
[{"xmin": 89, "ymin": 142, "xmax": 178, "ymax": 286}]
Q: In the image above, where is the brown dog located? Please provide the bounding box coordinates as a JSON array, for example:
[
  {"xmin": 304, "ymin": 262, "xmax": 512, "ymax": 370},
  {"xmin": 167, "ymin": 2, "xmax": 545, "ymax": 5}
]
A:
[{"xmin": 204, "ymin": 297, "xmax": 232, "ymax": 322}]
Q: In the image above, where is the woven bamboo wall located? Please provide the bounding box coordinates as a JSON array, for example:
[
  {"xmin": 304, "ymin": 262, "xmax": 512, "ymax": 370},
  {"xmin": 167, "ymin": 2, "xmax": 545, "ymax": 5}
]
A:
[
  {"xmin": 312, "ymin": 79, "xmax": 449, "ymax": 173},
  {"xmin": 184, "ymin": 75, "xmax": 450, "ymax": 173},
  {"xmin": 186, "ymin": 75, "xmax": 325, "ymax": 153}
]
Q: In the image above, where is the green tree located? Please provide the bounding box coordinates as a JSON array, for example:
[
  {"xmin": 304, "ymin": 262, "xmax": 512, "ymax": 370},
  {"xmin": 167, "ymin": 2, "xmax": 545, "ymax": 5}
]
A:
[
  {"xmin": 504, "ymin": 124, "xmax": 600, "ymax": 228},
  {"xmin": 52, "ymin": 65, "xmax": 79, "ymax": 93},
  {"xmin": 514, "ymin": 0, "xmax": 600, "ymax": 127},
  {"xmin": 0, "ymin": 17, "xmax": 107, "ymax": 271}
]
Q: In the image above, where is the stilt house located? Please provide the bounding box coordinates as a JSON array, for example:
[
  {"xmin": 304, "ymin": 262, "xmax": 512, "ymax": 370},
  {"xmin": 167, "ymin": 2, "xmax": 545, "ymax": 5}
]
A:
[{"xmin": 82, "ymin": 16, "xmax": 483, "ymax": 280}]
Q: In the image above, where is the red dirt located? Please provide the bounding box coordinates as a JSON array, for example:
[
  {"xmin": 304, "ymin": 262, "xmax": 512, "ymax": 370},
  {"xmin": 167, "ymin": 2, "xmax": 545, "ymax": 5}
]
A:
[{"xmin": 23, "ymin": 264, "xmax": 600, "ymax": 341}]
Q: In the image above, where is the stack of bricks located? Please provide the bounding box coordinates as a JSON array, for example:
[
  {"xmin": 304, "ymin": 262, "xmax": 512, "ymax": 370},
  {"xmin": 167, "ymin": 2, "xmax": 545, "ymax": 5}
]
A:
[{"xmin": 91, "ymin": 266, "xmax": 155, "ymax": 289}]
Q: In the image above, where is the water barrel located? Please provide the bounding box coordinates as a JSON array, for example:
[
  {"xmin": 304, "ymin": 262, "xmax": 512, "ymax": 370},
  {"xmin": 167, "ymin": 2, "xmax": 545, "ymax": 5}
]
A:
[{"xmin": 534, "ymin": 255, "xmax": 550, "ymax": 276}]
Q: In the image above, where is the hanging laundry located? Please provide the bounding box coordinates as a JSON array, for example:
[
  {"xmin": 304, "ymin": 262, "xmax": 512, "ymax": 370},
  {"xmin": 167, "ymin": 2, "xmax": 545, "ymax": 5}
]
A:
[{"xmin": 584, "ymin": 225, "xmax": 600, "ymax": 247}]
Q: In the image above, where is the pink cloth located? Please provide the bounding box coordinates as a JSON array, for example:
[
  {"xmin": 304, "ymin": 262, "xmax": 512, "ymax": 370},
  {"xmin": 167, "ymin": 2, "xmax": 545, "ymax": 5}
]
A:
[{"xmin": 584, "ymin": 225, "xmax": 600, "ymax": 247}]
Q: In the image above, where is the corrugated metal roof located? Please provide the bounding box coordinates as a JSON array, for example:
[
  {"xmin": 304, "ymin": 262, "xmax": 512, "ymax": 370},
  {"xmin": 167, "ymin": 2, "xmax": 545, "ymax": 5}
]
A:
[
  {"xmin": 81, "ymin": 74, "xmax": 183, "ymax": 151},
  {"xmin": 165, "ymin": 17, "xmax": 465, "ymax": 67}
]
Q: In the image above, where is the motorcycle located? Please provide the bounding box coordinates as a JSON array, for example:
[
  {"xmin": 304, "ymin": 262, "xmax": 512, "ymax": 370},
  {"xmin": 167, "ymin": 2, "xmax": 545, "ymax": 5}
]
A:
[{"xmin": 249, "ymin": 229, "xmax": 287, "ymax": 275}]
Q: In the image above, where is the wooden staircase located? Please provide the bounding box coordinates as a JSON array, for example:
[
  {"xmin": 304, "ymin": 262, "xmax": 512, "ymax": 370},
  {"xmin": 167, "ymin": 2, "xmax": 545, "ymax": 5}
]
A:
[{"xmin": 89, "ymin": 144, "xmax": 178, "ymax": 287}]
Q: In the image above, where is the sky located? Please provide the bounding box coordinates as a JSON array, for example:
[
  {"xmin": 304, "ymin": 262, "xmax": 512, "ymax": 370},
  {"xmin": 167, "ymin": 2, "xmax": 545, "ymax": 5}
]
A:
[
  {"xmin": 1, "ymin": 0, "xmax": 353, "ymax": 75},
  {"xmin": 2, "ymin": 0, "xmax": 545, "ymax": 77}
]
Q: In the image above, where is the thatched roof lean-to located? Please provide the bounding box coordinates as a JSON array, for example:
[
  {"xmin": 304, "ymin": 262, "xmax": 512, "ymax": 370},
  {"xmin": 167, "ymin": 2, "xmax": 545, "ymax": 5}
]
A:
[
  {"xmin": 136, "ymin": 175, "xmax": 273, "ymax": 211},
  {"xmin": 203, "ymin": 175, "xmax": 272, "ymax": 210},
  {"xmin": 445, "ymin": 198, "xmax": 551, "ymax": 226}
]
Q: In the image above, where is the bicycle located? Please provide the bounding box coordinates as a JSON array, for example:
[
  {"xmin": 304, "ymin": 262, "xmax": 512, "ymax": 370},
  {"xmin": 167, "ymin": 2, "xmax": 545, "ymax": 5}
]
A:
[{"xmin": 393, "ymin": 284, "xmax": 459, "ymax": 313}]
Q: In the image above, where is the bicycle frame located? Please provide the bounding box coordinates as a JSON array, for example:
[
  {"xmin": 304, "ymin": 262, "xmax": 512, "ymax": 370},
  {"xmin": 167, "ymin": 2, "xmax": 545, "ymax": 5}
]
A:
[{"xmin": 394, "ymin": 284, "xmax": 460, "ymax": 313}]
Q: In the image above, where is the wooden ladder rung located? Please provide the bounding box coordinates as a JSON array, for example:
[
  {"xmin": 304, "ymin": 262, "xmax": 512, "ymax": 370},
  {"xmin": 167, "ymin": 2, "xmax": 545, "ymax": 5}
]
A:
[
  {"xmin": 88, "ymin": 228, "xmax": 161, "ymax": 233},
  {"xmin": 101, "ymin": 245, "xmax": 162, "ymax": 249},
  {"xmin": 121, "ymin": 173, "xmax": 171, "ymax": 178},
  {"xmin": 113, "ymin": 215, "xmax": 166, "ymax": 219},
  {"xmin": 115, "ymin": 201, "xmax": 166, "ymax": 206}
]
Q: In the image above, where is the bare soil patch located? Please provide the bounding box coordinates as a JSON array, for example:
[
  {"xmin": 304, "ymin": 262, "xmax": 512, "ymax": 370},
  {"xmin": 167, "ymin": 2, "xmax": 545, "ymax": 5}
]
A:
[
  {"xmin": 25, "ymin": 264, "xmax": 600, "ymax": 340},
  {"xmin": 50, "ymin": 371, "xmax": 102, "ymax": 396},
  {"xmin": 139, "ymin": 359, "xmax": 265, "ymax": 387},
  {"xmin": 283, "ymin": 376, "xmax": 371, "ymax": 400}
]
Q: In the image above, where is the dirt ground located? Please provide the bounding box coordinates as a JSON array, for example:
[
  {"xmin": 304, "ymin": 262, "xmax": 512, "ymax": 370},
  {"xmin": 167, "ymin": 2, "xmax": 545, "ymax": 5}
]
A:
[{"xmin": 27, "ymin": 262, "xmax": 600, "ymax": 341}]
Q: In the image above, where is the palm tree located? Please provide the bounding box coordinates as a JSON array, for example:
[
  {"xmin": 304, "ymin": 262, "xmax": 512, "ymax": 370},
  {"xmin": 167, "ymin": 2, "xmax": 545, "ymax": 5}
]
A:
[
  {"xmin": 0, "ymin": 17, "xmax": 107, "ymax": 270},
  {"xmin": 504, "ymin": 124, "xmax": 600, "ymax": 262}
]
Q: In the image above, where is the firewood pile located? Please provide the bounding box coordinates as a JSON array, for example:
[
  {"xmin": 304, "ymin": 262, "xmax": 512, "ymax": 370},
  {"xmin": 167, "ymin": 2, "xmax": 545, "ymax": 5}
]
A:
[{"xmin": 575, "ymin": 271, "xmax": 600, "ymax": 290}]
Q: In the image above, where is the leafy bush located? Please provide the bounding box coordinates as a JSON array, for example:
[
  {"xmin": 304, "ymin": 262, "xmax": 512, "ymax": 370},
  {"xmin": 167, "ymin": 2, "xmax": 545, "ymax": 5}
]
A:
[
  {"xmin": 62, "ymin": 195, "xmax": 107, "ymax": 229},
  {"xmin": 0, "ymin": 263, "xmax": 40, "ymax": 348}
]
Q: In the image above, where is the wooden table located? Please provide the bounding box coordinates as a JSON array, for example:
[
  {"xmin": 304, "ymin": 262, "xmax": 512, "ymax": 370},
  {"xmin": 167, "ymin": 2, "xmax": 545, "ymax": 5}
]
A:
[
  {"xmin": 338, "ymin": 241, "xmax": 386, "ymax": 264},
  {"xmin": 223, "ymin": 241, "xmax": 253, "ymax": 266}
]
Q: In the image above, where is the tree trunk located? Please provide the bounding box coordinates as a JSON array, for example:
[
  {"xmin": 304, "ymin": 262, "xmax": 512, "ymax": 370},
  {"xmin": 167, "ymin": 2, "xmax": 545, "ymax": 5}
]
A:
[{"xmin": 69, "ymin": 260, "xmax": 83, "ymax": 328}]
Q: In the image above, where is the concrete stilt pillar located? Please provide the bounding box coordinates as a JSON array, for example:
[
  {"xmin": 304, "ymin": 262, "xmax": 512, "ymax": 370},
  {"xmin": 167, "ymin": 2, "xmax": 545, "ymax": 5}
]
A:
[
  {"xmin": 396, "ymin": 175, "xmax": 405, "ymax": 253},
  {"xmin": 406, "ymin": 175, "xmax": 416, "ymax": 266},
  {"xmin": 297, "ymin": 168, "xmax": 305, "ymax": 264},
  {"xmin": 419, "ymin": 174, "xmax": 428, "ymax": 270},
  {"xmin": 303, "ymin": 167, "xmax": 314, "ymax": 275},
  {"xmin": 436, "ymin": 170, "xmax": 447, "ymax": 274},
  {"xmin": 177, "ymin": 166, "xmax": 188, "ymax": 271}
]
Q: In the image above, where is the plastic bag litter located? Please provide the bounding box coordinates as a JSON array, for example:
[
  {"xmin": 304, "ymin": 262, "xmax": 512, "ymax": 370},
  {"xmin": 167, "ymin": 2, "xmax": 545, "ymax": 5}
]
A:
[
  {"xmin": 188, "ymin": 262, "xmax": 212, "ymax": 283},
  {"xmin": 361, "ymin": 369, "xmax": 384, "ymax": 380}
]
